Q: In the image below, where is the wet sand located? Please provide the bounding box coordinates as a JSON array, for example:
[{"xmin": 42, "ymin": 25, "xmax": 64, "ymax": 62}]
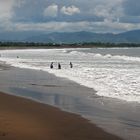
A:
[
  {"xmin": 0, "ymin": 64, "xmax": 139, "ymax": 140},
  {"xmin": 0, "ymin": 63, "xmax": 124, "ymax": 139},
  {"xmin": 0, "ymin": 92, "xmax": 123, "ymax": 140}
]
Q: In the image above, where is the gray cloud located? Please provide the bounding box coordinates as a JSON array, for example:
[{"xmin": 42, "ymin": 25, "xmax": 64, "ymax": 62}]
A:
[
  {"xmin": 60, "ymin": 5, "xmax": 80, "ymax": 16},
  {"xmin": 0, "ymin": 0, "xmax": 140, "ymax": 33},
  {"xmin": 123, "ymin": 0, "xmax": 140, "ymax": 16},
  {"xmin": 44, "ymin": 4, "xmax": 58, "ymax": 17},
  {"xmin": 0, "ymin": 0, "xmax": 15, "ymax": 20}
]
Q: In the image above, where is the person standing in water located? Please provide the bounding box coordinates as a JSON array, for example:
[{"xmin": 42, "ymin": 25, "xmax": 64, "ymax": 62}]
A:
[
  {"xmin": 70, "ymin": 62, "xmax": 73, "ymax": 68},
  {"xmin": 58, "ymin": 63, "xmax": 61, "ymax": 69},
  {"xmin": 50, "ymin": 62, "xmax": 53, "ymax": 69}
]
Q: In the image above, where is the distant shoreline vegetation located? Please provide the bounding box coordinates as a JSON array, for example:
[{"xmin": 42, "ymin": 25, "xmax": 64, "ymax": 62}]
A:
[{"xmin": 0, "ymin": 41, "xmax": 140, "ymax": 49}]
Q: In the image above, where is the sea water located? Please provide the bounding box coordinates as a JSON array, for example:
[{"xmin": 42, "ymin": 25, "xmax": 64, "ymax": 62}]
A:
[{"xmin": 0, "ymin": 47, "xmax": 140, "ymax": 103}]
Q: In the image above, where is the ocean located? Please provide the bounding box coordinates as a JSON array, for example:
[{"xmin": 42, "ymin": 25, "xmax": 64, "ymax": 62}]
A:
[{"xmin": 0, "ymin": 47, "xmax": 140, "ymax": 103}]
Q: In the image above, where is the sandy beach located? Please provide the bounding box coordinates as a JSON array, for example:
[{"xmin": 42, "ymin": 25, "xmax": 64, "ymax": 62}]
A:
[
  {"xmin": 0, "ymin": 61, "xmax": 140, "ymax": 140},
  {"xmin": 0, "ymin": 62, "xmax": 125, "ymax": 140},
  {"xmin": 0, "ymin": 91, "xmax": 123, "ymax": 140}
]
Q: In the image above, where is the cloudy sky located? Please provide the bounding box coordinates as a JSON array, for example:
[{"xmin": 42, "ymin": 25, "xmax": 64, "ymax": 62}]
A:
[{"xmin": 0, "ymin": 0, "xmax": 140, "ymax": 33}]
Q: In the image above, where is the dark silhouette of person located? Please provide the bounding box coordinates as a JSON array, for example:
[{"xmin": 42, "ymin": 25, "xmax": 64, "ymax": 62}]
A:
[
  {"xmin": 70, "ymin": 62, "xmax": 73, "ymax": 68},
  {"xmin": 50, "ymin": 62, "xmax": 53, "ymax": 69},
  {"xmin": 58, "ymin": 63, "xmax": 61, "ymax": 69}
]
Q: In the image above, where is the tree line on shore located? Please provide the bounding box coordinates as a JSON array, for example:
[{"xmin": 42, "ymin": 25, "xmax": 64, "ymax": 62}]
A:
[{"xmin": 0, "ymin": 41, "xmax": 140, "ymax": 48}]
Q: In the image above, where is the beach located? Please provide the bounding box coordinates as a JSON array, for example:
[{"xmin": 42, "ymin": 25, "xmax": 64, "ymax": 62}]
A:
[
  {"xmin": 0, "ymin": 91, "xmax": 123, "ymax": 140},
  {"xmin": 0, "ymin": 0, "xmax": 139, "ymax": 138},
  {"xmin": 0, "ymin": 48, "xmax": 140, "ymax": 140},
  {"xmin": 0, "ymin": 61, "xmax": 125, "ymax": 140}
]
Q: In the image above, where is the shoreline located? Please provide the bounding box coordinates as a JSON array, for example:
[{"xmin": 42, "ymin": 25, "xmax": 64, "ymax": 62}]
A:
[
  {"xmin": 0, "ymin": 63, "xmax": 140, "ymax": 140},
  {"xmin": 0, "ymin": 63, "xmax": 123, "ymax": 140},
  {"xmin": 0, "ymin": 91, "xmax": 122, "ymax": 140},
  {"xmin": 0, "ymin": 45, "xmax": 140, "ymax": 50}
]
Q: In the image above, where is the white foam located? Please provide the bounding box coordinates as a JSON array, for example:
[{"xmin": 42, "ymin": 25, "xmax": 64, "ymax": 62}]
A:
[{"xmin": 1, "ymin": 48, "xmax": 140, "ymax": 103}]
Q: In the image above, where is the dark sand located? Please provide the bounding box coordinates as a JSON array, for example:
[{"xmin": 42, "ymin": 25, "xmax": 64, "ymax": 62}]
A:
[
  {"xmin": 0, "ymin": 64, "xmax": 139, "ymax": 140},
  {"xmin": 0, "ymin": 92, "xmax": 123, "ymax": 140}
]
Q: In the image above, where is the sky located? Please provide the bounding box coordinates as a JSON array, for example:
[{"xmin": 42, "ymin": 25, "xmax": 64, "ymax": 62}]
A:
[{"xmin": 0, "ymin": 0, "xmax": 140, "ymax": 33}]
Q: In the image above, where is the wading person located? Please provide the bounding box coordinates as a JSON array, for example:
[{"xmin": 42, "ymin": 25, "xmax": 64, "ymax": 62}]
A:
[
  {"xmin": 50, "ymin": 62, "xmax": 53, "ymax": 69},
  {"xmin": 70, "ymin": 62, "xmax": 73, "ymax": 68},
  {"xmin": 58, "ymin": 63, "xmax": 61, "ymax": 69}
]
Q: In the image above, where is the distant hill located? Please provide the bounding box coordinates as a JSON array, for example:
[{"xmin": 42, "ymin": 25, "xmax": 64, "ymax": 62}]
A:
[
  {"xmin": 0, "ymin": 30, "xmax": 140, "ymax": 43},
  {"xmin": 26, "ymin": 30, "xmax": 140, "ymax": 43},
  {"xmin": 115, "ymin": 30, "xmax": 140, "ymax": 43}
]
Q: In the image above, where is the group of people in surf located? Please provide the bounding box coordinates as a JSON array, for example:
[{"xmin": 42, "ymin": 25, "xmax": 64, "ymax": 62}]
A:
[{"xmin": 50, "ymin": 62, "xmax": 73, "ymax": 69}]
